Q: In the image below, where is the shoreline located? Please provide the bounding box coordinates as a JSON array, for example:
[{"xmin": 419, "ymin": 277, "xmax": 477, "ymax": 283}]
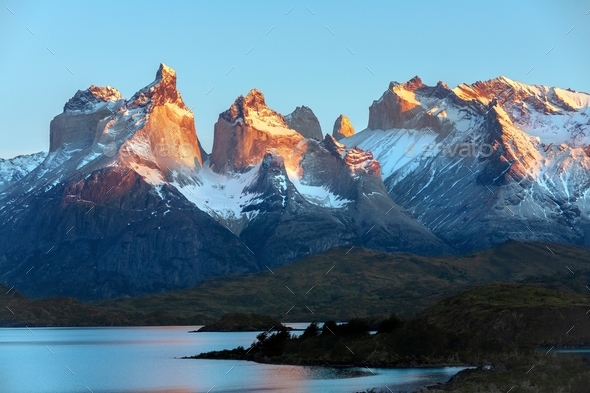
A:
[{"xmin": 182, "ymin": 352, "xmax": 474, "ymax": 369}]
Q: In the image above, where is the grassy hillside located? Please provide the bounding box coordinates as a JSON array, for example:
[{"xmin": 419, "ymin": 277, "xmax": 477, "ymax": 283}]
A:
[
  {"xmin": 1, "ymin": 240, "xmax": 589, "ymax": 326},
  {"xmin": 0, "ymin": 285, "xmax": 130, "ymax": 327},
  {"xmin": 420, "ymin": 284, "xmax": 590, "ymax": 347},
  {"xmin": 96, "ymin": 241, "xmax": 590, "ymax": 324}
]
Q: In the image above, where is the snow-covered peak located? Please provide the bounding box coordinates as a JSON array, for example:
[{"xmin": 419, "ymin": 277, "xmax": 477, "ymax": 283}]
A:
[
  {"xmin": 220, "ymin": 89, "xmax": 298, "ymax": 136},
  {"xmin": 0, "ymin": 151, "xmax": 46, "ymax": 192},
  {"xmin": 64, "ymin": 85, "xmax": 122, "ymax": 113}
]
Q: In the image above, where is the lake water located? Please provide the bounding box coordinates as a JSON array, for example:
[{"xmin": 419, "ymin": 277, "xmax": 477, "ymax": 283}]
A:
[{"xmin": 0, "ymin": 325, "xmax": 467, "ymax": 393}]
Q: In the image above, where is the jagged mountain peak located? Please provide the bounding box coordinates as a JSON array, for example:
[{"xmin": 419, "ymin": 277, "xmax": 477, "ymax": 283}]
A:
[
  {"xmin": 454, "ymin": 76, "xmax": 590, "ymax": 112},
  {"xmin": 224, "ymin": 89, "xmax": 269, "ymax": 119},
  {"xmin": 211, "ymin": 89, "xmax": 303, "ymax": 172},
  {"xmin": 332, "ymin": 114, "xmax": 355, "ymax": 140},
  {"xmin": 403, "ymin": 75, "xmax": 425, "ymax": 91},
  {"xmin": 284, "ymin": 105, "xmax": 323, "ymax": 139},
  {"xmin": 243, "ymin": 88, "xmax": 267, "ymax": 110},
  {"xmin": 156, "ymin": 63, "xmax": 176, "ymax": 81},
  {"xmin": 244, "ymin": 151, "xmax": 289, "ymax": 199},
  {"xmin": 117, "ymin": 65, "xmax": 202, "ymax": 170},
  {"xmin": 388, "ymin": 76, "xmax": 425, "ymax": 92},
  {"xmin": 128, "ymin": 63, "xmax": 187, "ymax": 110},
  {"xmin": 64, "ymin": 85, "xmax": 122, "ymax": 113},
  {"xmin": 221, "ymin": 88, "xmax": 286, "ymax": 127}
]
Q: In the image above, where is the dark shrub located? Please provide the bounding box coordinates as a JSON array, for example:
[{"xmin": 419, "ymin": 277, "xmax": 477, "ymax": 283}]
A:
[{"xmin": 377, "ymin": 314, "xmax": 404, "ymax": 334}]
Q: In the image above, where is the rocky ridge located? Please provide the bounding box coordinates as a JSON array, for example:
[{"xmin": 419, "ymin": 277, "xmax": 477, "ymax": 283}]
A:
[{"xmin": 344, "ymin": 75, "xmax": 590, "ymax": 250}]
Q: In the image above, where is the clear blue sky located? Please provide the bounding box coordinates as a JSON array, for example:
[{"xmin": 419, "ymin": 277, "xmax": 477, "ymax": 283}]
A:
[{"xmin": 1, "ymin": 0, "xmax": 589, "ymax": 158}]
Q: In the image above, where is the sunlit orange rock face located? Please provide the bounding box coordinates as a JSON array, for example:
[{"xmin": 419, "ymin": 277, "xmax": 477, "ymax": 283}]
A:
[
  {"xmin": 367, "ymin": 76, "xmax": 440, "ymax": 131},
  {"xmin": 210, "ymin": 89, "xmax": 304, "ymax": 172},
  {"xmin": 48, "ymin": 64, "xmax": 203, "ymax": 176},
  {"xmin": 332, "ymin": 114, "xmax": 355, "ymax": 140},
  {"xmin": 119, "ymin": 64, "xmax": 203, "ymax": 171}
]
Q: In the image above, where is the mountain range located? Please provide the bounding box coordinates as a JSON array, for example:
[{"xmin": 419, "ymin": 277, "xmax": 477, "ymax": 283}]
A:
[{"xmin": 1, "ymin": 64, "xmax": 588, "ymax": 300}]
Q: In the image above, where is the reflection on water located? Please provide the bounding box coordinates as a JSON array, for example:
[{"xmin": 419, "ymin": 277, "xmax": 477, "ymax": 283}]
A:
[
  {"xmin": 538, "ymin": 347, "xmax": 590, "ymax": 355},
  {"xmin": 0, "ymin": 326, "xmax": 467, "ymax": 393}
]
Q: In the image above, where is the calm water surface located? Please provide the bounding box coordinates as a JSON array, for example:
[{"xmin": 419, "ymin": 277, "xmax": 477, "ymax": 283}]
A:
[{"xmin": 0, "ymin": 325, "xmax": 467, "ymax": 393}]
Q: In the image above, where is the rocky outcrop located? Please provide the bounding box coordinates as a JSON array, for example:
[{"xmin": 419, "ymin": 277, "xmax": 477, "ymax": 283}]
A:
[
  {"xmin": 119, "ymin": 63, "xmax": 203, "ymax": 170},
  {"xmin": 50, "ymin": 86, "xmax": 122, "ymax": 152},
  {"xmin": 209, "ymin": 89, "xmax": 304, "ymax": 172},
  {"xmin": 332, "ymin": 114, "xmax": 355, "ymax": 140},
  {"xmin": 284, "ymin": 106, "xmax": 323, "ymax": 140}
]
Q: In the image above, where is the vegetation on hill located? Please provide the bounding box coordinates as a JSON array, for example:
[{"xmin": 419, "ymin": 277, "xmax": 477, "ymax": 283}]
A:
[
  {"xmin": 188, "ymin": 284, "xmax": 590, "ymax": 368},
  {"xmin": 0, "ymin": 285, "xmax": 129, "ymax": 327},
  {"xmin": 95, "ymin": 241, "xmax": 590, "ymax": 324},
  {"xmin": 425, "ymin": 354, "xmax": 590, "ymax": 393},
  {"xmin": 2, "ymin": 241, "xmax": 589, "ymax": 327}
]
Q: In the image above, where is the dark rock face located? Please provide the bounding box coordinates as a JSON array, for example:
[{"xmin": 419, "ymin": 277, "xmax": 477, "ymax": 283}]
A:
[
  {"xmin": 0, "ymin": 168, "xmax": 258, "ymax": 300},
  {"xmin": 284, "ymin": 106, "xmax": 323, "ymax": 140},
  {"xmin": 332, "ymin": 114, "xmax": 355, "ymax": 140},
  {"xmin": 49, "ymin": 106, "xmax": 113, "ymax": 152},
  {"xmin": 239, "ymin": 151, "xmax": 354, "ymax": 266},
  {"xmin": 237, "ymin": 142, "xmax": 450, "ymax": 268}
]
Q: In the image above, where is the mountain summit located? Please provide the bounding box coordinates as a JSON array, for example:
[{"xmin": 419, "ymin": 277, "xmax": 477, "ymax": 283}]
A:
[
  {"xmin": 344, "ymin": 76, "xmax": 590, "ymax": 250},
  {"xmin": 0, "ymin": 66, "xmax": 449, "ymax": 300}
]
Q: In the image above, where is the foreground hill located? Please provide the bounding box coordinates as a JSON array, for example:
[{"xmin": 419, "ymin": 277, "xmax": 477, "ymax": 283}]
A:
[
  {"xmin": 419, "ymin": 284, "xmax": 590, "ymax": 348},
  {"xmin": 97, "ymin": 240, "xmax": 589, "ymax": 323},
  {"xmin": 1, "ymin": 241, "xmax": 588, "ymax": 327},
  {"xmin": 193, "ymin": 284, "xmax": 590, "ymax": 393},
  {"xmin": 192, "ymin": 284, "xmax": 590, "ymax": 364}
]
